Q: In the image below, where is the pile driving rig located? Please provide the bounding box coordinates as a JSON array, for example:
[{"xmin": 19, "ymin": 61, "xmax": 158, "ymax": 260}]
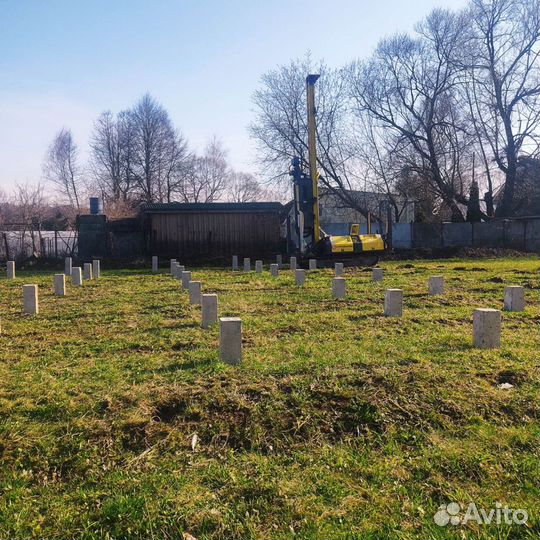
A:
[{"xmin": 288, "ymin": 74, "xmax": 386, "ymax": 267}]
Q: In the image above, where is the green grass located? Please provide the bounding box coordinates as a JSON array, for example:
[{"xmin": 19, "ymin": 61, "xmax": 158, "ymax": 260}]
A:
[{"xmin": 0, "ymin": 256, "xmax": 538, "ymax": 539}]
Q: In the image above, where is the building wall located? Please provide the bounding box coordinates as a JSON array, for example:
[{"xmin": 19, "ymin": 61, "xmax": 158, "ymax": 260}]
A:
[
  {"xmin": 319, "ymin": 190, "xmax": 414, "ymax": 234},
  {"xmin": 148, "ymin": 211, "xmax": 282, "ymax": 259}
]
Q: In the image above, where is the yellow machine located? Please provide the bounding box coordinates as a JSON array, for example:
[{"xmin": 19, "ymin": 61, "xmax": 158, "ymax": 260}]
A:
[{"xmin": 288, "ymin": 74, "xmax": 386, "ymax": 267}]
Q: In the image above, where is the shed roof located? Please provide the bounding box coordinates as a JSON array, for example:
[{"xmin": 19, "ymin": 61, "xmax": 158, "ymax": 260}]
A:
[{"xmin": 142, "ymin": 202, "xmax": 284, "ymax": 214}]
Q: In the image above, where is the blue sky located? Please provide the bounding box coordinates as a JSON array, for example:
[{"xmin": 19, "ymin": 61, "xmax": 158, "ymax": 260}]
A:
[{"xmin": 0, "ymin": 0, "xmax": 467, "ymax": 191}]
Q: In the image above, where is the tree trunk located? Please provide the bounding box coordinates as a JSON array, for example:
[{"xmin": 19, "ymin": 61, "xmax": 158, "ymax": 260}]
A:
[{"xmin": 495, "ymin": 139, "xmax": 517, "ymax": 217}]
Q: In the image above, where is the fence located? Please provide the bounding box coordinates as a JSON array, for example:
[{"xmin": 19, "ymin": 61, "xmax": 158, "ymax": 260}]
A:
[
  {"xmin": 392, "ymin": 217, "xmax": 539, "ymax": 252},
  {"xmin": 77, "ymin": 215, "xmax": 143, "ymax": 259},
  {"xmin": 71, "ymin": 213, "xmax": 540, "ymax": 260},
  {"xmin": 0, "ymin": 230, "xmax": 77, "ymax": 261}
]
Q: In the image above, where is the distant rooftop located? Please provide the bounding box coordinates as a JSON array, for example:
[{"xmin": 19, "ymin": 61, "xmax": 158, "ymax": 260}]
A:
[{"xmin": 141, "ymin": 202, "xmax": 284, "ymax": 213}]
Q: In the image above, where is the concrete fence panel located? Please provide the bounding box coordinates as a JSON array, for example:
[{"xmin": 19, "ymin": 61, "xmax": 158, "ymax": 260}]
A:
[
  {"xmin": 413, "ymin": 223, "xmax": 442, "ymax": 249},
  {"xmin": 392, "ymin": 223, "xmax": 412, "ymax": 249},
  {"xmin": 442, "ymin": 222, "xmax": 472, "ymax": 247},
  {"xmin": 472, "ymin": 222, "xmax": 505, "ymax": 248},
  {"xmin": 391, "ymin": 217, "xmax": 538, "ymax": 253},
  {"xmin": 525, "ymin": 218, "xmax": 540, "ymax": 252},
  {"xmin": 505, "ymin": 220, "xmax": 527, "ymax": 251}
]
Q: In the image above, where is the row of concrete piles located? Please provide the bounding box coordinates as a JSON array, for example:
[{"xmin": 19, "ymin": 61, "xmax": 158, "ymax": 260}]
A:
[
  {"xmin": 6, "ymin": 257, "xmax": 102, "ymax": 315},
  {"xmin": 168, "ymin": 258, "xmax": 241, "ymax": 365},
  {"xmin": 229, "ymin": 254, "xmax": 527, "ymax": 350},
  {"xmin": 6, "ymin": 254, "xmax": 525, "ymax": 355}
]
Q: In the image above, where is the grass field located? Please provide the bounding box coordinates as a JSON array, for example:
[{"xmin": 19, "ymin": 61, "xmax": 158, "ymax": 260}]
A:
[{"xmin": 0, "ymin": 256, "xmax": 538, "ymax": 539}]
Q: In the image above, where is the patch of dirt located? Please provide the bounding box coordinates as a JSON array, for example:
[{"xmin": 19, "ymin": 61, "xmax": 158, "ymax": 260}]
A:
[
  {"xmin": 496, "ymin": 369, "xmax": 527, "ymax": 386},
  {"xmin": 456, "ymin": 247, "xmax": 532, "ymax": 258},
  {"xmin": 128, "ymin": 343, "xmax": 155, "ymax": 352},
  {"xmin": 386, "ymin": 247, "xmax": 532, "ymax": 260},
  {"xmin": 101, "ymin": 363, "xmax": 537, "ymax": 457},
  {"xmin": 274, "ymin": 325, "xmax": 303, "ymax": 336},
  {"xmin": 171, "ymin": 340, "xmax": 195, "ymax": 351},
  {"xmin": 154, "ymin": 397, "xmax": 190, "ymax": 422}
]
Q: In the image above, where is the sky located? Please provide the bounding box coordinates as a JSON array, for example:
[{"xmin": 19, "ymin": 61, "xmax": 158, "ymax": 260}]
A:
[{"xmin": 0, "ymin": 0, "xmax": 468, "ymax": 192}]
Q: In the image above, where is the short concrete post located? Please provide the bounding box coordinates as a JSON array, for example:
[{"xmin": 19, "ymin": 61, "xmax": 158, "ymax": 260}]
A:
[
  {"xmin": 181, "ymin": 270, "xmax": 192, "ymax": 289},
  {"xmin": 243, "ymin": 257, "xmax": 251, "ymax": 272},
  {"xmin": 308, "ymin": 259, "xmax": 317, "ymax": 270},
  {"xmin": 152, "ymin": 255, "xmax": 158, "ymax": 272},
  {"xmin": 295, "ymin": 269, "xmax": 305, "ymax": 286},
  {"xmin": 332, "ymin": 277, "xmax": 346, "ymax": 299},
  {"xmin": 270, "ymin": 263, "xmax": 279, "ymax": 277},
  {"xmin": 188, "ymin": 281, "xmax": 202, "ymax": 305},
  {"xmin": 276, "ymin": 254, "xmax": 283, "ymax": 268},
  {"xmin": 175, "ymin": 264, "xmax": 185, "ymax": 279},
  {"xmin": 83, "ymin": 263, "xmax": 93, "ymax": 280},
  {"xmin": 54, "ymin": 273, "xmax": 66, "ymax": 296},
  {"xmin": 428, "ymin": 276, "xmax": 444, "ymax": 296},
  {"xmin": 23, "ymin": 284, "xmax": 38, "ymax": 314},
  {"xmin": 290, "ymin": 256, "xmax": 297, "ymax": 271},
  {"xmin": 504, "ymin": 286, "xmax": 525, "ymax": 312},
  {"xmin": 255, "ymin": 260, "xmax": 263, "ymax": 273},
  {"xmin": 473, "ymin": 308, "xmax": 501, "ymax": 349},
  {"xmin": 64, "ymin": 257, "xmax": 72, "ymax": 276},
  {"xmin": 220, "ymin": 317, "xmax": 242, "ymax": 365},
  {"xmin": 372, "ymin": 268, "xmax": 384, "ymax": 282},
  {"xmin": 7, "ymin": 261, "xmax": 15, "ymax": 279},
  {"xmin": 170, "ymin": 259, "xmax": 177, "ymax": 274},
  {"xmin": 384, "ymin": 289, "xmax": 403, "ymax": 317},
  {"xmin": 72, "ymin": 267, "xmax": 83, "ymax": 286},
  {"xmin": 232, "ymin": 255, "xmax": 239, "ymax": 271},
  {"xmin": 335, "ymin": 262, "xmax": 344, "ymax": 276},
  {"xmin": 92, "ymin": 259, "xmax": 101, "ymax": 279},
  {"xmin": 201, "ymin": 294, "xmax": 218, "ymax": 328}
]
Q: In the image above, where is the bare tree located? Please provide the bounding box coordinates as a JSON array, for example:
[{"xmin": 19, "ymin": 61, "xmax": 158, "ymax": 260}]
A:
[
  {"xmin": 249, "ymin": 56, "xmax": 374, "ymax": 217},
  {"xmin": 462, "ymin": 85, "xmax": 500, "ymax": 217},
  {"xmin": 348, "ymin": 9, "xmax": 474, "ymax": 222},
  {"xmin": 0, "ymin": 188, "xmax": 8, "ymax": 228},
  {"xmin": 13, "ymin": 183, "xmax": 46, "ymax": 225},
  {"xmin": 467, "ymin": 0, "xmax": 540, "ymax": 216},
  {"xmin": 129, "ymin": 93, "xmax": 188, "ymax": 203},
  {"xmin": 179, "ymin": 137, "xmax": 230, "ymax": 202},
  {"xmin": 160, "ymin": 130, "xmax": 191, "ymax": 203},
  {"xmin": 90, "ymin": 111, "xmax": 132, "ymax": 203},
  {"xmin": 43, "ymin": 128, "xmax": 82, "ymax": 211},
  {"xmin": 227, "ymin": 172, "xmax": 264, "ymax": 202},
  {"xmin": 13, "ymin": 183, "xmax": 47, "ymax": 256},
  {"xmin": 351, "ymin": 113, "xmax": 411, "ymax": 222},
  {"xmin": 90, "ymin": 102, "xmax": 191, "ymax": 205}
]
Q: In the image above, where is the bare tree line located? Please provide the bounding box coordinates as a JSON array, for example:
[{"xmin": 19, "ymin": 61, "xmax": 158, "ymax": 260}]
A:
[
  {"xmin": 37, "ymin": 0, "xmax": 540, "ymax": 221},
  {"xmin": 249, "ymin": 0, "xmax": 539, "ymax": 221},
  {"xmin": 43, "ymin": 94, "xmax": 277, "ymax": 216}
]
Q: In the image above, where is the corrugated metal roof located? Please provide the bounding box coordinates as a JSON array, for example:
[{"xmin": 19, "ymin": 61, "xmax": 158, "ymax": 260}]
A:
[{"xmin": 142, "ymin": 202, "xmax": 284, "ymax": 214}]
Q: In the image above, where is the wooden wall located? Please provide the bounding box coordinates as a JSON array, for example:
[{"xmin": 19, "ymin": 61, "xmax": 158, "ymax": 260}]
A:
[{"xmin": 148, "ymin": 211, "xmax": 282, "ymax": 259}]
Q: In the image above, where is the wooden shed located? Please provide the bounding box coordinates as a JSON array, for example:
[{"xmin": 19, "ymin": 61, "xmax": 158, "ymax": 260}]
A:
[{"xmin": 142, "ymin": 202, "xmax": 285, "ymax": 260}]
